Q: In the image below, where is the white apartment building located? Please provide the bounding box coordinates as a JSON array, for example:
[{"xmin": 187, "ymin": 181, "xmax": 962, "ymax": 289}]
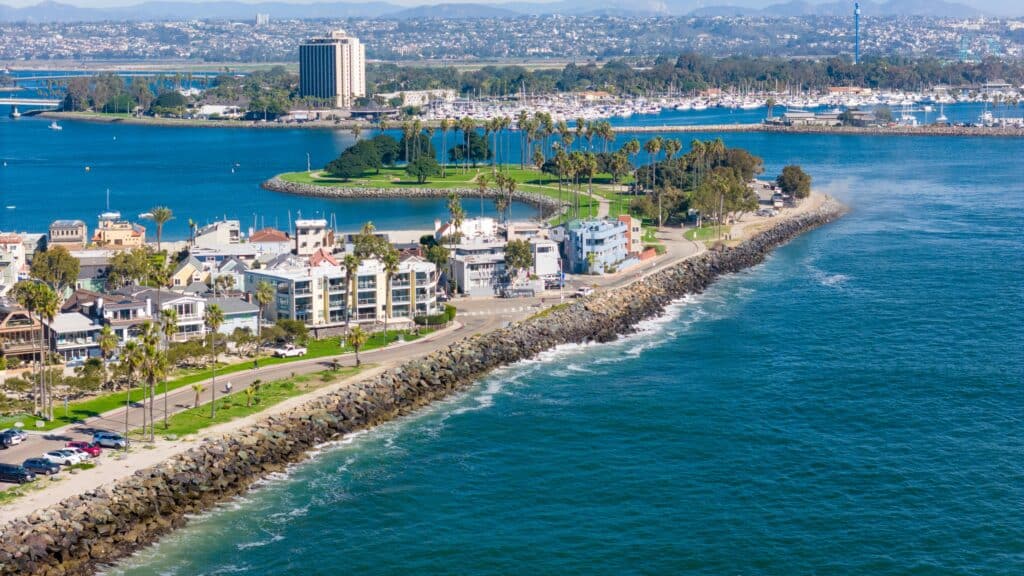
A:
[
  {"xmin": 244, "ymin": 256, "xmax": 438, "ymax": 327},
  {"xmin": 0, "ymin": 234, "xmax": 27, "ymax": 296},
  {"xmin": 294, "ymin": 219, "xmax": 333, "ymax": 256}
]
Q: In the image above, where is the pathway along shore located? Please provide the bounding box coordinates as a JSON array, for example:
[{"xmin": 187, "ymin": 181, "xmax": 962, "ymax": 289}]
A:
[{"xmin": 0, "ymin": 196, "xmax": 847, "ymax": 576}]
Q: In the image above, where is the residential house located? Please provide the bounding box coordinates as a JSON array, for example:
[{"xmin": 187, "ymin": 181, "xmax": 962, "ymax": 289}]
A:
[
  {"xmin": 249, "ymin": 227, "xmax": 292, "ymax": 256},
  {"xmin": 294, "ymin": 219, "xmax": 333, "ymax": 257},
  {"xmin": 203, "ymin": 297, "xmax": 259, "ymax": 335},
  {"xmin": 192, "ymin": 219, "xmax": 241, "ymax": 248},
  {"xmin": 93, "ymin": 213, "xmax": 146, "ymax": 248},
  {"xmin": 44, "ymin": 312, "xmax": 101, "ymax": 362},
  {"xmin": 171, "ymin": 256, "xmax": 205, "ymax": 288},
  {"xmin": 111, "ymin": 286, "xmax": 207, "ymax": 341},
  {"xmin": 530, "ymin": 238, "xmax": 561, "ymax": 280},
  {"xmin": 618, "ymin": 215, "xmax": 644, "ymax": 255},
  {"xmin": 70, "ymin": 250, "xmax": 113, "ymax": 292},
  {"xmin": 0, "ymin": 234, "xmax": 27, "ymax": 296},
  {"xmin": 0, "ymin": 302, "xmax": 40, "ymax": 366},
  {"xmin": 563, "ymin": 219, "xmax": 628, "ymax": 275},
  {"xmin": 48, "ymin": 220, "xmax": 88, "ymax": 250}
]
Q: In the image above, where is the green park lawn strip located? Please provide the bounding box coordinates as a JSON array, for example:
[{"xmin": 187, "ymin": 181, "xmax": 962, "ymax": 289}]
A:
[
  {"xmin": 153, "ymin": 367, "xmax": 363, "ymax": 438},
  {"xmin": 0, "ymin": 328, "xmax": 434, "ymax": 432},
  {"xmin": 684, "ymin": 225, "xmax": 732, "ymax": 242}
]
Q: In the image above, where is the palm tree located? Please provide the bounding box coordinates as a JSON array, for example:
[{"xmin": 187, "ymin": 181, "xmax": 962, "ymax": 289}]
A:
[
  {"xmin": 244, "ymin": 387, "xmax": 256, "ymax": 408},
  {"xmin": 191, "ymin": 383, "xmax": 205, "ymax": 408},
  {"xmin": 343, "ymin": 254, "xmax": 360, "ymax": 326},
  {"xmin": 351, "ymin": 124, "xmax": 362, "ymax": 141},
  {"xmin": 765, "ymin": 97, "xmax": 777, "ymax": 119},
  {"xmin": 624, "ymin": 138, "xmax": 641, "ymax": 193},
  {"xmin": 34, "ymin": 285, "xmax": 58, "ymax": 420},
  {"xmin": 122, "ymin": 340, "xmax": 143, "ymax": 448},
  {"xmin": 643, "ymin": 137, "xmax": 663, "ymax": 194},
  {"xmin": 149, "ymin": 206, "xmax": 173, "ymax": 253},
  {"xmin": 458, "ymin": 117, "xmax": 475, "ymax": 172},
  {"xmin": 476, "ymin": 173, "xmax": 489, "ymax": 218},
  {"xmin": 382, "ymin": 248, "xmax": 400, "ymax": 337},
  {"xmin": 447, "ymin": 192, "xmax": 465, "ymax": 250},
  {"xmin": 98, "ymin": 325, "xmax": 118, "ymax": 391},
  {"xmin": 347, "ymin": 325, "xmax": 368, "ymax": 366},
  {"xmin": 204, "ymin": 304, "xmax": 224, "ymax": 418},
  {"xmin": 503, "ymin": 176, "xmax": 517, "ymax": 224},
  {"xmin": 439, "ymin": 118, "xmax": 452, "ymax": 178},
  {"xmin": 160, "ymin": 307, "xmax": 177, "ymax": 428},
  {"xmin": 254, "ymin": 280, "xmax": 274, "ymax": 352},
  {"xmin": 139, "ymin": 322, "xmax": 166, "ymax": 441}
]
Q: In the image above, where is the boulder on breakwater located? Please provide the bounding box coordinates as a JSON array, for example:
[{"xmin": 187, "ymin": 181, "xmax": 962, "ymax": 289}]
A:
[
  {"xmin": 0, "ymin": 197, "xmax": 846, "ymax": 576},
  {"xmin": 262, "ymin": 176, "xmax": 564, "ymax": 217}
]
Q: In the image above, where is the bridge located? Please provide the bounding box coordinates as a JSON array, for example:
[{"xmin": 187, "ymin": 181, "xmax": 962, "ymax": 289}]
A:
[{"xmin": 0, "ymin": 98, "xmax": 62, "ymax": 117}]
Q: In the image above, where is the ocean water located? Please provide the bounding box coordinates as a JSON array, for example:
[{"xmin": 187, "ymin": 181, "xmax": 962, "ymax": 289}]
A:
[{"xmin": 97, "ymin": 132, "xmax": 1024, "ymax": 574}]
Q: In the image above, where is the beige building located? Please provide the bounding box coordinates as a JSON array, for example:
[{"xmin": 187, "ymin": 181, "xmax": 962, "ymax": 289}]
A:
[
  {"xmin": 294, "ymin": 219, "xmax": 333, "ymax": 257},
  {"xmin": 93, "ymin": 213, "xmax": 146, "ymax": 249},
  {"xmin": 299, "ymin": 30, "xmax": 366, "ymax": 108},
  {"xmin": 49, "ymin": 220, "xmax": 88, "ymax": 250}
]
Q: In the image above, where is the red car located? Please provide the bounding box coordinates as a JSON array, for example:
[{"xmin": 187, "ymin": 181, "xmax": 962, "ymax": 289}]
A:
[{"xmin": 65, "ymin": 441, "xmax": 102, "ymax": 457}]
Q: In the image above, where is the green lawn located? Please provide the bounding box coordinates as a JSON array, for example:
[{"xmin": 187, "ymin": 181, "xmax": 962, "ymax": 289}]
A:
[
  {"xmin": 150, "ymin": 367, "xmax": 362, "ymax": 438},
  {"xmin": 0, "ymin": 327, "xmax": 435, "ymax": 432},
  {"xmin": 684, "ymin": 225, "xmax": 732, "ymax": 242}
]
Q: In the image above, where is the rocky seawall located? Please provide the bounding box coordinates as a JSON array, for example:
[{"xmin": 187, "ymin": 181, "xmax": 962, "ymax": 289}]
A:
[
  {"xmin": 0, "ymin": 198, "xmax": 846, "ymax": 576},
  {"xmin": 262, "ymin": 176, "xmax": 565, "ymax": 216}
]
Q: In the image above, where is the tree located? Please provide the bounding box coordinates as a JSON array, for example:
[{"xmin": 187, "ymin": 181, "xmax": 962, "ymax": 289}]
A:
[
  {"xmin": 191, "ymin": 383, "xmax": 205, "ymax": 408},
  {"xmin": 148, "ymin": 206, "xmax": 173, "ymax": 253},
  {"xmin": 11, "ymin": 281, "xmax": 57, "ymax": 417},
  {"xmin": 450, "ymin": 129, "xmax": 490, "ymax": 168},
  {"xmin": 122, "ymin": 340, "xmax": 144, "ymax": 447},
  {"xmin": 382, "ymin": 248, "xmax": 400, "ymax": 336},
  {"xmin": 405, "ymin": 155, "xmax": 440, "ymax": 183},
  {"xmin": 245, "ymin": 387, "xmax": 256, "ymax": 408},
  {"xmin": 439, "ymin": 118, "xmax": 453, "ymax": 177},
  {"xmin": 874, "ymin": 104, "xmax": 893, "ymax": 123},
  {"xmin": 776, "ymin": 165, "xmax": 812, "ymax": 199},
  {"xmin": 765, "ymin": 97, "xmax": 777, "ymax": 119},
  {"xmin": 426, "ymin": 244, "xmax": 449, "ymax": 271},
  {"xmin": 30, "ymin": 246, "xmax": 80, "ymax": 297},
  {"xmin": 254, "ymin": 280, "xmax": 274, "ymax": 354},
  {"xmin": 347, "ymin": 326, "xmax": 369, "ymax": 366},
  {"xmin": 98, "ymin": 325, "xmax": 118, "ymax": 391},
  {"xmin": 139, "ymin": 322, "xmax": 166, "ymax": 441},
  {"xmin": 504, "ymin": 239, "xmax": 534, "ymax": 283},
  {"xmin": 643, "ymin": 137, "xmax": 663, "ymax": 194},
  {"xmin": 343, "ymin": 254, "xmax": 360, "ymax": 326},
  {"xmin": 204, "ymin": 304, "xmax": 224, "ymax": 418}
]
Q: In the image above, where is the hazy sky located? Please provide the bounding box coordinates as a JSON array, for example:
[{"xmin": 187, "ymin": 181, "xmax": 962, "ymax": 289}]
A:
[{"xmin": 3, "ymin": 0, "xmax": 1020, "ymax": 14}]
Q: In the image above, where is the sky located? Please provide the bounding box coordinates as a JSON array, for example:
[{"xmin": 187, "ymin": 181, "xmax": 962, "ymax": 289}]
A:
[{"xmin": 2, "ymin": 0, "xmax": 1020, "ymax": 14}]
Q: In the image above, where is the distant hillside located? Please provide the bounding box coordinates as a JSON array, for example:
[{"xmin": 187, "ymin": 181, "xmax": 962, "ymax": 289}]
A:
[{"xmin": 0, "ymin": 0, "xmax": 1002, "ymax": 23}]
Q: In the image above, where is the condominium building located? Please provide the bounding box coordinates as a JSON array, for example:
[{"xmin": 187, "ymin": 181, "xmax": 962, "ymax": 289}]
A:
[
  {"xmin": 299, "ymin": 30, "xmax": 366, "ymax": 108},
  {"xmin": 563, "ymin": 219, "xmax": 629, "ymax": 274},
  {"xmin": 294, "ymin": 219, "xmax": 333, "ymax": 256},
  {"xmin": 48, "ymin": 220, "xmax": 88, "ymax": 250},
  {"xmin": 244, "ymin": 255, "xmax": 438, "ymax": 327}
]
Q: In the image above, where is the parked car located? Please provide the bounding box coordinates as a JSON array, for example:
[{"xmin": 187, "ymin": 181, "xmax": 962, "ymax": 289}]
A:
[
  {"xmin": 272, "ymin": 344, "xmax": 308, "ymax": 358},
  {"xmin": 22, "ymin": 458, "xmax": 60, "ymax": 476},
  {"xmin": 0, "ymin": 434, "xmax": 12, "ymax": 449},
  {"xmin": 42, "ymin": 450, "xmax": 84, "ymax": 466},
  {"xmin": 92, "ymin": 432, "xmax": 128, "ymax": 449},
  {"xmin": 0, "ymin": 463, "xmax": 36, "ymax": 484},
  {"xmin": 574, "ymin": 287, "xmax": 594, "ymax": 298},
  {"xmin": 63, "ymin": 447, "xmax": 93, "ymax": 461},
  {"xmin": 66, "ymin": 441, "xmax": 102, "ymax": 457},
  {"xmin": 2, "ymin": 428, "xmax": 27, "ymax": 444}
]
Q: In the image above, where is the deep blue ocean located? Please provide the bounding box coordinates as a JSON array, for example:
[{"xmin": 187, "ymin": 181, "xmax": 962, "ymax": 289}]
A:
[{"xmin": 2, "ymin": 102, "xmax": 1023, "ymax": 574}]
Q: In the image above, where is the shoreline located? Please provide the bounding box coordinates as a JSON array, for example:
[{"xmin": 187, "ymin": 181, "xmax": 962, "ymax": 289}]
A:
[
  {"xmin": 36, "ymin": 111, "xmax": 1024, "ymax": 138},
  {"xmin": 261, "ymin": 176, "xmax": 565, "ymax": 216},
  {"xmin": 0, "ymin": 195, "xmax": 846, "ymax": 576}
]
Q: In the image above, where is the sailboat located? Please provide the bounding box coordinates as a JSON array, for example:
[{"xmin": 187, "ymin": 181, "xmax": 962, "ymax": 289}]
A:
[
  {"xmin": 48, "ymin": 121, "xmax": 63, "ymax": 131},
  {"xmin": 935, "ymin": 104, "xmax": 948, "ymax": 125}
]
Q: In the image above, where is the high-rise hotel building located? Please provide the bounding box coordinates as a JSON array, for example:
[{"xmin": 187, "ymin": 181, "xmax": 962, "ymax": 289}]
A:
[{"xmin": 298, "ymin": 30, "xmax": 366, "ymax": 108}]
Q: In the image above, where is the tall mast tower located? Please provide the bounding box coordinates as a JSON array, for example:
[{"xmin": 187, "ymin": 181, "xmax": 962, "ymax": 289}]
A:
[{"xmin": 854, "ymin": 2, "xmax": 861, "ymax": 65}]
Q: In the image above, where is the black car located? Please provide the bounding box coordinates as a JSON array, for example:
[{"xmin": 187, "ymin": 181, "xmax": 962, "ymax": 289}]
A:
[
  {"xmin": 0, "ymin": 463, "xmax": 36, "ymax": 484},
  {"xmin": 22, "ymin": 458, "xmax": 60, "ymax": 476}
]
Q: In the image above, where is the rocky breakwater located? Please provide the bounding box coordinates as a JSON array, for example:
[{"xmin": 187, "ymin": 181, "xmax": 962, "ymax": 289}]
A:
[
  {"xmin": 262, "ymin": 176, "xmax": 564, "ymax": 216},
  {"xmin": 0, "ymin": 197, "xmax": 846, "ymax": 576}
]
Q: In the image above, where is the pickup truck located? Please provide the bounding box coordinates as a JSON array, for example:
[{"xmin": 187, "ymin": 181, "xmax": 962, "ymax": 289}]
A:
[
  {"xmin": 574, "ymin": 287, "xmax": 595, "ymax": 298},
  {"xmin": 272, "ymin": 344, "xmax": 308, "ymax": 358}
]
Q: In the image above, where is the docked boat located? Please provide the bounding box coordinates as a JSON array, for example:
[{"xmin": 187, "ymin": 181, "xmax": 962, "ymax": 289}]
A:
[
  {"xmin": 48, "ymin": 121, "xmax": 63, "ymax": 131},
  {"xmin": 8, "ymin": 108, "xmax": 20, "ymax": 119}
]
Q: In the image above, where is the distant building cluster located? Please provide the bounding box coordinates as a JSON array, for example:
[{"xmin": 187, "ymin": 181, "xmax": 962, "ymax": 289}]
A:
[{"xmin": 2, "ymin": 16, "xmax": 1022, "ymax": 62}]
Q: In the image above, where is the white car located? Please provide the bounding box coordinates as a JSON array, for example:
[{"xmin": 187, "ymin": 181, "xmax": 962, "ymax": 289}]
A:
[
  {"xmin": 2, "ymin": 429, "xmax": 27, "ymax": 445},
  {"xmin": 64, "ymin": 447, "xmax": 92, "ymax": 461},
  {"xmin": 272, "ymin": 344, "xmax": 308, "ymax": 358},
  {"xmin": 42, "ymin": 450, "xmax": 83, "ymax": 466},
  {"xmin": 574, "ymin": 287, "xmax": 594, "ymax": 298}
]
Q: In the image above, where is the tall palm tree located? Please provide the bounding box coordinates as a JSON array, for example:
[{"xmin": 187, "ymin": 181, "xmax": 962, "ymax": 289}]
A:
[
  {"xmin": 149, "ymin": 206, "xmax": 173, "ymax": 253},
  {"xmin": 447, "ymin": 192, "xmax": 465, "ymax": 250},
  {"xmin": 439, "ymin": 118, "xmax": 453, "ymax": 178},
  {"xmin": 204, "ymin": 304, "xmax": 224, "ymax": 418},
  {"xmin": 347, "ymin": 326, "xmax": 368, "ymax": 367},
  {"xmin": 643, "ymin": 137, "xmax": 663, "ymax": 195},
  {"xmin": 98, "ymin": 325, "xmax": 118, "ymax": 391},
  {"xmin": 476, "ymin": 173, "xmax": 489, "ymax": 218},
  {"xmin": 254, "ymin": 280, "xmax": 274, "ymax": 352},
  {"xmin": 160, "ymin": 307, "xmax": 177, "ymax": 428},
  {"xmin": 35, "ymin": 284, "xmax": 59, "ymax": 420},
  {"xmin": 122, "ymin": 340, "xmax": 143, "ymax": 448},
  {"xmin": 458, "ymin": 117, "xmax": 475, "ymax": 172},
  {"xmin": 382, "ymin": 248, "xmax": 400, "ymax": 337},
  {"xmin": 11, "ymin": 282, "xmax": 41, "ymax": 414},
  {"xmin": 191, "ymin": 383, "xmax": 205, "ymax": 408},
  {"xmin": 343, "ymin": 254, "xmax": 360, "ymax": 326},
  {"xmin": 139, "ymin": 322, "xmax": 166, "ymax": 441},
  {"xmin": 503, "ymin": 176, "xmax": 517, "ymax": 224},
  {"xmin": 624, "ymin": 138, "xmax": 641, "ymax": 194}
]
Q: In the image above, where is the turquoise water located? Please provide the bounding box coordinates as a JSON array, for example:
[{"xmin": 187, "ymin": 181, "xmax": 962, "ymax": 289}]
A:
[{"xmin": 100, "ymin": 132, "xmax": 1024, "ymax": 574}]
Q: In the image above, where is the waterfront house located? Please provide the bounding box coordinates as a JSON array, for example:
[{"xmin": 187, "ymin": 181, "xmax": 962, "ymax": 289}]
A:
[
  {"xmin": 192, "ymin": 219, "xmax": 241, "ymax": 248},
  {"xmin": 0, "ymin": 234, "xmax": 27, "ymax": 296},
  {"xmin": 563, "ymin": 219, "xmax": 629, "ymax": 275},
  {"xmin": 203, "ymin": 297, "xmax": 259, "ymax": 335},
  {"xmin": 617, "ymin": 215, "xmax": 644, "ymax": 255},
  {"xmin": 48, "ymin": 220, "xmax": 88, "ymax": 251},
  {"xmin": 0, "ymin": 302, "xmax": 41, "ymax": 366},
  {"xmin": 249, "ymin": 227, "xmax": 292, "ymax": 256},
  {"xmin": 70, "ymin": 250, "xmax": 113, "ymax": 292},
  {"xmin": 111, "ymin": 286, "xmax": 207, "ymax": 341},
  {"xmin": 44, "ymin": 312, "xmax": 101, "ymax": 363},
  {"xmin": 93, "ymin": 213, "xmax": 146, "ymax": 249}
]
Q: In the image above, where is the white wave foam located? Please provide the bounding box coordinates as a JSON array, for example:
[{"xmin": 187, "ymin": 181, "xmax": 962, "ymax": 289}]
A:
[{"xmin": 235, "ymin": 533, "xmax": 284, "ymax": 550}]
